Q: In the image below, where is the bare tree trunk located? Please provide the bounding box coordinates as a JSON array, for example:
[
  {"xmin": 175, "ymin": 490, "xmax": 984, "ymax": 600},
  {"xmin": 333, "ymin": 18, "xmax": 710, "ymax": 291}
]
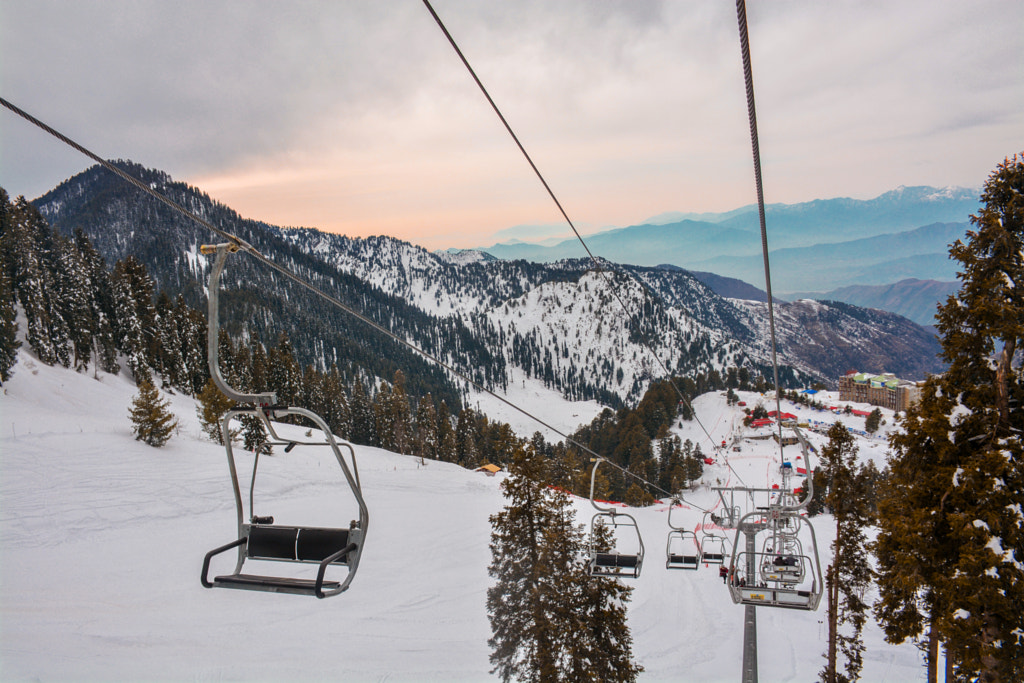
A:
[
  {"xmin": 995, "ymin": 338, "xmax": 1016, "ymax": 431},
  {"xmin": 927, "ymin": 619, "xmax": 938, "ymax": 683},
  {"xmin": 826, "ymin": 561, "xmax": 838, "ymax": 682}
]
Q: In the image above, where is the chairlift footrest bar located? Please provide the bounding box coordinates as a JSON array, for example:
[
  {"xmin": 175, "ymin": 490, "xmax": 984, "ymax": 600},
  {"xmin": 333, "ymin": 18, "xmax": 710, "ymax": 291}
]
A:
[{"xmin": 212, "ymin": 573, "xmax": 342, "ymax": 596}]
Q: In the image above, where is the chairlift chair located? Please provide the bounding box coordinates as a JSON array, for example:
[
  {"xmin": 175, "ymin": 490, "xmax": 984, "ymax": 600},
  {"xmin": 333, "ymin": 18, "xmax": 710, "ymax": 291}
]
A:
[
  {"xmin": 588, "ymin": 459, "xmax": 645, "ymax": 579},
  {"xmin": 665, "ymin": 500, "xmax": 700, "ymax": 570},
  {"xmin": 758, "ymin": 534, "xmax": 806, "ymax": 584},
  {"xmin": 699, "ymin": 511, "xmax": 729, "ymax": 565},
  {"xmin": 199, "ymin": 244, "xmax": 369, "ymax": 598},
  {"xmin": 726, "ymin": 508, "xmax": 822, "ymax": 611}
]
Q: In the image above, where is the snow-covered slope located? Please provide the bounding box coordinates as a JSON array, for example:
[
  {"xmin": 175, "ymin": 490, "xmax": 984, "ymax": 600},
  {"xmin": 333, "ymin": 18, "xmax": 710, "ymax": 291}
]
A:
[{"xmin": 0, "ymin": 357, "xmax": 925, "ymax": 681}]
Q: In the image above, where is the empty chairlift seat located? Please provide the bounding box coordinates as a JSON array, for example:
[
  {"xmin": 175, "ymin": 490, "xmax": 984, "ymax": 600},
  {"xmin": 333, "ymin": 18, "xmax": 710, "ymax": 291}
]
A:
[{"xmin": 203, "ymin": 523, "xmax": 362, "ymax": 598}]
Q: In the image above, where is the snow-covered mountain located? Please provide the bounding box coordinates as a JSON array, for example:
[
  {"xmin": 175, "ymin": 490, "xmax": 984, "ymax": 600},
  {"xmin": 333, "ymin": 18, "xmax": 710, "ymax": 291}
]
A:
[
  {"xmin": 0, "ymin": 351, "xmax": 926, "ymax": 681},
  {"xmin": 32, "ymin": 162, "xmax": 944, "ymax": 409}
]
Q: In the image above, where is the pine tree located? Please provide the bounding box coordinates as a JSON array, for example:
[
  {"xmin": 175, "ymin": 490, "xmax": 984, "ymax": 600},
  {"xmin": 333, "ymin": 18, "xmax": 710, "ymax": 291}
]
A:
[
  {"xmin": 414, "ymin": 393, "xmax": 438, "ymax": 463},
  {"xmin": 241, "ymin": 415, "xmax": 272, "ymax": 455},
  {"xmin": 455, "ymin": 407, "xmax": 479, "ymax": 467},
  {"xmin": 435, "ymin": 400, "xmax": 457, "ymax": 463},
  {"xmin": 7, "ymin": 198, "xmax": 62, "ymax": 366},
  {"xmin": 348, "ymin": 378, "xmax": 377, "ymax": 446},
  {"xmin": 820, "ymin": 422, "xmax": 874, "ymax": 683},
  {"xmin": 53, "ymin": 236, "xmax": 93, "ymax": 372},
  {"xmin": 0, "ymin": 268, "xmax": 20, "ymax": 384},
  {"xmin": 864, "ymin": 408, "xmax": 882, "ymax": 434},
  {"xmin": 874, "ymin": 378, "xmax": 959, "ymax": 682},
  {"xmin": 112, "ymin": 256, "xmax": 155, "ymax": 383},
  {"xmin": 487, "ymin": 444, "xmax": 641, "ymax": 682},
  {"xmin": 196, "ymin": 378, "xmax": 237, "ymax": 444},
  {"xmin": 128, "ymin": 379, "xmax": 178, "ymax": 447},
  {"xmin": 926, "ymin": 153, "xmax": 1024, "ymax": 682},
  {"xmin": 154, "ymin": 292, "xmax": 184, "ymax": 390},
  {"xmin": 175, "ymin": 296, "xmax": 206, "ymax": 393},
  {"xmin": 74, "ymin": 230, "xmax": 119, "ymax": 376}
]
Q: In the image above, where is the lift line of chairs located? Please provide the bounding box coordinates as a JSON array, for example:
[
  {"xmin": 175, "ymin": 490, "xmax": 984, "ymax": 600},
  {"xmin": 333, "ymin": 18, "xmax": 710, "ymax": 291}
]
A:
[{"xmin": 587, "ymin": 436, "xmax": 823, "ymax": 613}]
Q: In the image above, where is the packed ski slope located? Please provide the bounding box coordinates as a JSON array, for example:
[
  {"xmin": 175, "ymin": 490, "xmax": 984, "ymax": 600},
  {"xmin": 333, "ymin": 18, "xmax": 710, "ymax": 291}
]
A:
[{"xmin": 0, "ymin": 356, "xmax": 925, "ymax": 681}]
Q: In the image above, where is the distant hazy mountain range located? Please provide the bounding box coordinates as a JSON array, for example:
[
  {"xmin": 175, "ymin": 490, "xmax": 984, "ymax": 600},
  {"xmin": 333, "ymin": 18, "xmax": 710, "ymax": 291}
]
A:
[
  {"xmin": 477, "ymin": 186, "xmax": 978, "ymax": 294},
  {"xmin": 785, "ymin": 279, "xmax": 960, "ymax": 327},
  {"xmin": 473, "ymin": 186, "xmax": 976, "ymax": 327}
]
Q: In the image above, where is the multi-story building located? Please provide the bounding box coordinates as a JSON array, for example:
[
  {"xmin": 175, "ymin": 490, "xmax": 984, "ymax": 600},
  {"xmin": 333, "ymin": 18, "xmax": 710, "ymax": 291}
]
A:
[{"xmin": 837, "ymin": 371, "xmax": 922, "ymax": 413}]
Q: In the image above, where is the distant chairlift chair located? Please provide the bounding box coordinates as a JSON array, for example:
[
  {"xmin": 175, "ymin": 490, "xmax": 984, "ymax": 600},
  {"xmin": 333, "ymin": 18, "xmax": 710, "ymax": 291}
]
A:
[{"xmin": 665, "ymin": 499, "xmax": 700, "ymax": 570}]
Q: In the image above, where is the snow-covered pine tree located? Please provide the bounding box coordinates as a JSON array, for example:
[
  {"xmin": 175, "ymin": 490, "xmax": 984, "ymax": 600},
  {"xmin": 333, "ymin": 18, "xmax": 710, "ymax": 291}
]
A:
[
  {"xmin": 348, "ymin": 378, "xmax": 376, "ymax": 447},
  {"xmin": 73, "ymin": 230, "xmax": 119, "ymax": 376},
  {"xmin": 455, "ymin": 407, "xmax": 478, "ymax": 467},
  {"xmin": 0, "ymin": 268, "xmax": 20, "ymax": 384},
  {"xmin": 435, "ymin": 400, "xmax": 456, "ymax": 463},
  {"xmin": 112, "ymin": 256, "xmax": 155, "ymax": 383},
  {"xmin": 414, "ymin": 393, "xmax": 438, "ymax": 463},
  {"xmin": 487, "ymin": 445, "xmax": 641, "ymax": 683},
  {"xmin": 129, "ymin": 378, "xmax": 178, "ymax": 447},
  {"xmin": 875, "ymin": 378, "xmax": 959, "ymax": 682},
  {"xmin": 6, "ymin": 197, "xmax": 63, "ymax": 366},
  {"xmin": 53, "ymin": 236, "xmax": 93, "ymax": 372},
  {"xmin": 268, "ymin": 332, "xmax": 301, "ymax": 406},
  {"xmin": 819, "ymin": 422, "xmax": 874, "ymax": 683},
  {"xmin": 174, "ymin": 296, "xmax": 206, "ymax": 394},
  {"xmin": 926, "ymin": 153, "xmax": 1024, "ymax": 682},
  {"xmin": 321, "ymin": 364, "xmax": 351, "ymax": 439}
]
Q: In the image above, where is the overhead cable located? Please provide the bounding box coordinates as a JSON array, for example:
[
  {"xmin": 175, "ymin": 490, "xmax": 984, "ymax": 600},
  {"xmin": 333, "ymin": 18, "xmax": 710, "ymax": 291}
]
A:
[
  {"xmin": 421, "ymin": 0, "xmax": 743, "ymax": 483},
  {"xmin": 0, "ymin": 93, "xmax": 695, "ymax": 505}
]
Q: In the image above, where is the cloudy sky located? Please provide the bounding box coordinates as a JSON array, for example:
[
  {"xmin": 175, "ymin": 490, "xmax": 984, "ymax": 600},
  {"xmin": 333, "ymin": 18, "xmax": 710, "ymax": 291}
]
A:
[{"xmin": 1, "ymin": 1, "xmax": 1021, "ymax": 250}]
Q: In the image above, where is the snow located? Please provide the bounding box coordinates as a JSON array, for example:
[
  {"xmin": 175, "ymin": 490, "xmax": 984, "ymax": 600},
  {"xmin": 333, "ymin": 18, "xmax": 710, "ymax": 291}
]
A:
[
  {"xmin": 466, "ymin": 366, "xmax": 605, "ymax": 438},
  {"xmin": 0, "ymin": 356, "xmax": 926, "ymax": 681}
]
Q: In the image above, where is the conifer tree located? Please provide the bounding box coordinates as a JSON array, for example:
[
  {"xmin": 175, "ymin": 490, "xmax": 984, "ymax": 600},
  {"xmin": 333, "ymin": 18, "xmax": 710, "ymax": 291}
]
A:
[
  {"xmin": 435, "ymin": 400, "xmax": 457, "ymax": 463},
  {"xmin": 112, "ymin": 256, "xmax": 155, "ymax": 383},
  {"xmin": 864, "ymin": 408, "xmax": 882, "ymax": 434},
  {"xmin": 414, "ymin": 393, "xmax": 438, "ymax": 462},
  {"xmin": 455, "ymin": 407, "xmax": 479, "ymax": 467},
  {"xmin": 0, "ymin": 268, "xmax": 20, "ymax": 384},
  {"xmin": 129, "ymin": 379, "xmax": 178, "ymax": 447},
  {"xmin": 487, "ymin": 445, "xmax": 641, "ymax": 683},
  {"xmin": 241, "ymin": 415, "xmax": 272, "ymax": 455},
  {"xmin": 175, "ymin": 296, "xmax": 206, "ymax": 393},
  {"xmin": 7, "ymin": 198, "xmax": 62, "ymax": 366},
  {"xmin": 348, "ymin": 378, "xmax": 377, "ymax": 446},
  {"xmin": 820, "ymin": 422, "xmax": 873, "ymax": 683},
  {"xmin": 53, "ymin": 236, "xmax": 93, "ymax": 371},
  {"xmin": 74, "ymin": 230, "xmax": 119, "ymax": 376},
  {"xmin": 196, "ymin": 378, "xmax": 237, "ymax": 444},
  {"xmin": 874, "ymin": 378, "xmax": 959, "ymax": 682},
  {"xmin": 924, "ymin": 153, "xmax": 1024, "ymax": 682}
]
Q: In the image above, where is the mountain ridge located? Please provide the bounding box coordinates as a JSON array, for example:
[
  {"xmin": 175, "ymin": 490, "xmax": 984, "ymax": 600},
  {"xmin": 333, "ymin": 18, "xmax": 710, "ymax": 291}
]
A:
[{"xmin": 30, "ymin": 162, "xmax": 945, "ymax": 408}]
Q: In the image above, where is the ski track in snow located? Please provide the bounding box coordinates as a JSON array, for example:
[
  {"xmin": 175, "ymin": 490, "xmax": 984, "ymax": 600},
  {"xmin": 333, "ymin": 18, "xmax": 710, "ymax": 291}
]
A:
[{"xmin": 0, "ymin": 356, "xmax": 924, "ymax": 681}]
